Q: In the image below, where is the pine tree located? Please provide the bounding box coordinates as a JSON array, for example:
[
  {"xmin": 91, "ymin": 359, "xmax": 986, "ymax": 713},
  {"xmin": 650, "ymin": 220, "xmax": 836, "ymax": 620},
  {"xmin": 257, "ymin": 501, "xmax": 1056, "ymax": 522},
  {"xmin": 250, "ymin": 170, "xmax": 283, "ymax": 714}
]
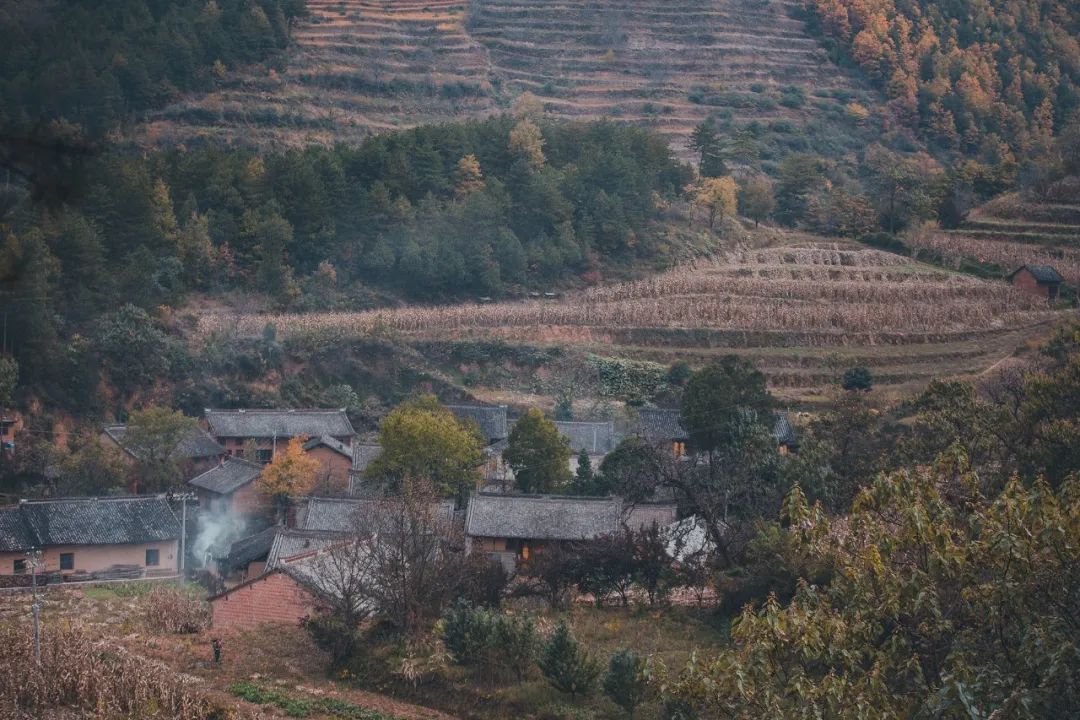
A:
[
  {"xmin": 573, "ymin": 449, "xmax": 594, "ymax": 495},
  {"xmin": 603, "ymin": 649, "xmax": 648, "ymax": 716},
  {"xmin": 538, "ymin": 622, "xmax": 600, "ymax": 697}
]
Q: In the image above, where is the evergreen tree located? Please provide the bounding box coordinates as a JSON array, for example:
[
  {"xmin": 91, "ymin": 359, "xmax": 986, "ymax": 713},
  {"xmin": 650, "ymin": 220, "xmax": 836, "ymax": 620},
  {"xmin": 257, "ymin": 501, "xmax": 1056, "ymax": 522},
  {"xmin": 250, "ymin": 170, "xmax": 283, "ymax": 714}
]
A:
[
  {"xmin": 504, "ymin": 408, "xmax": 572, "ymax": 493},
  {"xmin": 603, "ymin": 649, "xmax": 648, "ymax": 716},
  {"xmin": 539, "ymin": 622, "xmax": 601, "ymax": 697}
]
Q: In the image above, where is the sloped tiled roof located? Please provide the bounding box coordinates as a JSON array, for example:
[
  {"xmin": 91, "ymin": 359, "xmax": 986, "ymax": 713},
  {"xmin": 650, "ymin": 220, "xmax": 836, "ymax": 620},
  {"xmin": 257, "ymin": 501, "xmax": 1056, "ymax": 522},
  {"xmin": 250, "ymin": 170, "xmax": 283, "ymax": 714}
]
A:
[
  {"xmin": 554, "ymin": 421, "xmax": 617, "ymax": 454},
  {"xmin": 222, "ymin": 526, "xmax": 278, "ymax": 567},
  {"xmin": 636, "ymin": 409, "xmax": 687, "ymax": 443},
  {"xmin": 303, "ymin": 435, "xmax": 353, "ymax": 459},
  {"xmin": 772, "ymin": 412, "xmax": 799, "ymax": 447},
  {"xmin": 0, "ymin": 496, "xmax": 180, "ymax": 551},
  {"xmin": 0, "ymin": 506, "xmax": 37, "ymax": 552},
  {"xmin": 205, "ymin": 409, "xmax": 355, "ymax": 439},
  {"xmin": 102, "ymin": 424, "xmax": 225, "ymax": 461},
  {"xmin": 447, "ymin": 404, "xmax": 508, "ymax": 442},
  {"xmin": 625, "ymin": 503, "xmax": 678, "ymax": 530},
  {"xmin": 351, "ymin": 443, "xmax": 382, "ymax": 472},
  {"xmin": 266, "ymin": 528, "xmax": 338, "ymax": 569},
  {"xmin": 296, "ymin": 496, "xmax": 457, "ymax": 535},
  {"xmin": 1011, "ymin": 265, "xmax": 1063, "ymax": 283},
  {"xmin": 466, "ymin": 493, "xmax": 622, "ymax": 541},
  {"xmin": 188, "ymin": 458, "xmax": 262, "ymax": 495}
]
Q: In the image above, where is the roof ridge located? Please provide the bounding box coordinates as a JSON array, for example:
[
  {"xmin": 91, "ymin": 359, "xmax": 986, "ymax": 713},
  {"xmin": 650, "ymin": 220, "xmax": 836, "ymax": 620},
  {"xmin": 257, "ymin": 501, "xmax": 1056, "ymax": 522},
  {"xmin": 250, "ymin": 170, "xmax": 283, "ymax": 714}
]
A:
[{"xmin": 15, "ymin": 494, "xmax": 169, "ymax": 505}]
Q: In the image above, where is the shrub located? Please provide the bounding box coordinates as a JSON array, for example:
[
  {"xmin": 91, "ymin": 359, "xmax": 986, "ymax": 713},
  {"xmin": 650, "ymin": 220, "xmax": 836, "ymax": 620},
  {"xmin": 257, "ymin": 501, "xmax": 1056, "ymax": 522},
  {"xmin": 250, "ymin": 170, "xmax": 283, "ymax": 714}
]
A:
[
  {"xmin": 440, "ymin": 599, "xmax": 495, "ymax": 667},
  {"xmin": 493, "ymin": 613, "xmax": 539, "ymax": 681},
  {"xmin": 141, "ymin": 585, "xmax": 209, "ymax": 634},
  {"xmin": 842, "ymin": 366, "xmax": 873, "ymax": 391},
  {"xmin": 538, "ymin": 622, "xmax": 601, "ymax": 697},
  {"xmin": 603, "ymin": 649, "xmax": 648, "ymax": 716}
]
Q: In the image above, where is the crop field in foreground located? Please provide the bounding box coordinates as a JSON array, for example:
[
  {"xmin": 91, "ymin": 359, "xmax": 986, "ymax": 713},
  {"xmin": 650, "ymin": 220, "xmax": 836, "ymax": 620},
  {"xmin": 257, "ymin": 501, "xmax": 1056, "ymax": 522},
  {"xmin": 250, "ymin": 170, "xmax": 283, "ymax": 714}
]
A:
[{"xmin": 197, "ymin": 241, "xmax": 1071, "ymax": 404}]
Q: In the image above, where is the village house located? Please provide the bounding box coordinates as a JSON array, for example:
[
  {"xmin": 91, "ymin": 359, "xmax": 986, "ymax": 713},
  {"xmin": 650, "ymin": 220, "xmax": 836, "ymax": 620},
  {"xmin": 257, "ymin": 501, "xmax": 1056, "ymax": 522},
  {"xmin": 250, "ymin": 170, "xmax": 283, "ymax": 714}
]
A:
[
  {"xmin": 204, "ymin": 408, "xmax": 355, "ymax": 463},
  {"xmin": 218, "ymin": 526, "xmax": 338, "ymax": 584},
  {"xmin": 101, "ymin": 423, "xmax": 226, "ymax": 479},
  {"xmin": 0, "ymin": 496, "xmax": 180, "ymax": 580},
  {"xmin": 188, "ymin": 457, "xmax": 269, "ymax": 517},
  {"xmin": 448, "ymin": 403, "xmax": 511, "ymax": 483},
  {"xmin": 0, "ymin": 410, "xmax": 22, "ymax": 457},
  {"xmin": 302, "ymin": 435, "xmax": 353, "ymax": 494},
  {"xmin": 556, "ymin": 419, "xmax": 617, "ymax": 473},
  {"xmin": 637, "ymin": 408, "xmax": 799, "ymax": 455},
  {"xmin": 209, "ymin": 556, "xmax": 318, "ymax": 630},
  {"xmin": 464, "ymin": 493, "xmax": 677, "ymax": 568},
  {"xmin": 1008, "ymin": 265, "xmax": 1063, "ymax": 301},
  {"xmin": 346, "ymin": 443, "xmax": 383, "ymax": 496}
]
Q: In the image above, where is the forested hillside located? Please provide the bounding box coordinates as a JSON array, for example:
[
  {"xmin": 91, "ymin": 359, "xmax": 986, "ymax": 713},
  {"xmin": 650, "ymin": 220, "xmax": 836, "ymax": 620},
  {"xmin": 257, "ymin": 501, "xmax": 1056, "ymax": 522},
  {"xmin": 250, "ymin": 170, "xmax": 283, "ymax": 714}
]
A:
[
  {"xmin": 0, "ymin": 0, "xmax": 303, "ymax": 138},
  {"xmin": 800, "ymin": 0, "xmax": 1080, "ymax": 170}
]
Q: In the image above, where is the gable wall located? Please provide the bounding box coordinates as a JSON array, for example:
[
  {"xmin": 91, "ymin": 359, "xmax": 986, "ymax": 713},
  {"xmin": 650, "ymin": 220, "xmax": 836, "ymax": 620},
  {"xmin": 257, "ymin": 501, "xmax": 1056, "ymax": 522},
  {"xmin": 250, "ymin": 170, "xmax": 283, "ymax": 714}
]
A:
[{"xmin": 211, "ymin": 571, "xmax": 314, "ymax": 629}]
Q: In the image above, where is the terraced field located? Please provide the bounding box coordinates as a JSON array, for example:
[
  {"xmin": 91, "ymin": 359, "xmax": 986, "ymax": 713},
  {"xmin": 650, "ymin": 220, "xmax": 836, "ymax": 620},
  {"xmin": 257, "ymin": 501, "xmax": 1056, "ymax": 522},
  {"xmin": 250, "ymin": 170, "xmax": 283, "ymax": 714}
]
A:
[
  {"xmin": 907, "ymin": 184, "xmax": 1080, "ymax": 287},
  {"xmin": 195, "ymin": 237, "xmax": 1065, "ymax": 405},
  {"xmin": 141, "ymin": 0, "xmax": 874, "ymax": 158}
]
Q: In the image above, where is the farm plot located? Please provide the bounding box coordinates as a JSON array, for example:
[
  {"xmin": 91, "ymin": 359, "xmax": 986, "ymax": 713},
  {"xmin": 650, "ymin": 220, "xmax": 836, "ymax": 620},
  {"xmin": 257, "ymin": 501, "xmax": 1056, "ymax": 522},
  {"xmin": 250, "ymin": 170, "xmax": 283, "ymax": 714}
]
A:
[
  {"xmin": 910, "ymin": 187, "xmax": 1080, "ymax": 286},
  {"xmin": 139, "ymin": 0, "xmax": 876, "ymax": 158},
  {"xmin": 197, "ymin": 243, "xmax": 1066, "ymax": 403},
  {"xmin": 142, "ymin": 0, "xmax": 497, "ymax": 147}
]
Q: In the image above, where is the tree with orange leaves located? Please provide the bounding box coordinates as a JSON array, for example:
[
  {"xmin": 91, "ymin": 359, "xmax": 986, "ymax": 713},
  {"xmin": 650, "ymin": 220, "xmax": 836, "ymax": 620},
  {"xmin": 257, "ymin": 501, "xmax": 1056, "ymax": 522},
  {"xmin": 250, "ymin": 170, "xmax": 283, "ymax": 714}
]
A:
[{"xmin": 258, "ymin": 436, "xmax": 319, "ymax": 521}]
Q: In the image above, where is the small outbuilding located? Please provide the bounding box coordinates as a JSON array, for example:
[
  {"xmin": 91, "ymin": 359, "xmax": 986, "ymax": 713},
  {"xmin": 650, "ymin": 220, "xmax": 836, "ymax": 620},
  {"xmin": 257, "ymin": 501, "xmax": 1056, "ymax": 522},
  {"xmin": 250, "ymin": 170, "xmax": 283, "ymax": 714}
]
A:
[
  {"xmin": 1009, "ymin": 265, "xmax": 1063, "ymax": 301},
  {"xmin": 188, "ymin": 457, "xmax": 269, "ymax": 517}
]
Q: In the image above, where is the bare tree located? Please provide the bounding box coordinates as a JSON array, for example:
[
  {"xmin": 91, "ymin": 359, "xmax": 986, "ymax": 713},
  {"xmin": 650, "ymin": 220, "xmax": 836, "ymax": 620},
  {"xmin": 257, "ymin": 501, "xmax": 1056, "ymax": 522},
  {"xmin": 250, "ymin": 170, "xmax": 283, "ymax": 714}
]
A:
[{"xmin": 296, "ymin": 536, "xmax": 377, "ymax": 667}]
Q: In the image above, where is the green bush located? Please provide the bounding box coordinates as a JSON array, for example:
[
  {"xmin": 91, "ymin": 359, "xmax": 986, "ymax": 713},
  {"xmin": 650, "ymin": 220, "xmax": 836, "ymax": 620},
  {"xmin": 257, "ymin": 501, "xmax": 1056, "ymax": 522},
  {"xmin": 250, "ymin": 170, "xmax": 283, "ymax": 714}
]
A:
[
  {"xmin": 603, "ymin": 649, "xmax": 648, "ymax": 716},
  {"xmin": 538, "ymin": 622, "xmax": 601, "ymax": 697},
  {"xmin": 440, "ymin": 599, "xmax": 495, "ymax": 667},
  {"xmin": 493, "ymin": 613, "xmax": 539, "ymax": 681}
]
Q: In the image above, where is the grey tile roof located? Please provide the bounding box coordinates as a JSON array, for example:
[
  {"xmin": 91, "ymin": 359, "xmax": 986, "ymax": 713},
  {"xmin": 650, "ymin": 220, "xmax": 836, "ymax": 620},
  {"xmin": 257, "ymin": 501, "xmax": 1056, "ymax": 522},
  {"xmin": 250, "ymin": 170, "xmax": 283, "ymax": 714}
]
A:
[
  {"xmin": 626, "ymin": 503, "xmax": 678, "ymax": 530},
  {"xmin": 223, "ymin": 526, "xmax": 278, "ymax": 567},
  {"xmin": 554, "ymin": 421, "xmax": 617, "ymax": 454},
  {"xmin": 296, "ymin": 496, "xmax": 456, "ymax": 535},
  {"xmin": 447, "ymin": 404, "xmax": 508, "ymax": 442},
  {"xmin": 0, "ymin": 506, "xmax": 37, "ymax": 552},
  {"xmin": 351, "ymin": 443, "xmax": 382, "ymax": 472},
  {"xmin": 637, "ymin": 409, "xmax": 687, "ymax": 443},
  {"xmin": 772, "ymin": 412, "xmax": 799, "ymax": 447},
  {"xmin": 465, "ymin": 493, "xmax": 622, "ymax": 541},
  {"xmin": 266, "ymin": 529, "xmax": 338, "ymax": 569},
  {"xmin": 205, "ymin": 409, "xmax": 355, "ymax": 439},
  {"xmin": 1012, "ymin": 265, "xmax": 1063, "ymax": 284},
  {"xmin": 188, "ymin": 458, "xmax": 262, "ymax": 495},
  {"xmin": 103, "ymin": 424, "xmax": 225, "ymax": 461},
  {"xmin": 0, "ymin": 496, "xmax": 180, "ymax": 551},
  {"xmin": 303, "ymin": 435, "xmax": 353, "ymax": 459}
]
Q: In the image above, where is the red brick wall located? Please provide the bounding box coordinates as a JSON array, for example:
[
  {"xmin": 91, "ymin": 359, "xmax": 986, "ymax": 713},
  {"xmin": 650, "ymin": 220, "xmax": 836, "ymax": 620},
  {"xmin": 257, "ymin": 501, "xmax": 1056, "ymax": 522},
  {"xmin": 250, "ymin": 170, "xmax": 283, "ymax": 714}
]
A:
[
  {"xmin": 231, "ymin": 482, "xmax": 273, "ymax": 516},
  {"xmin": 1011, "ymin": 269, "xmax": 1050, "ymax": 299},
  {"xmin": 306, "ymin": 446, "xmax": 351, "ymax": 494},
  {"xmin": 211, "ymin": 571, "xmax": 315, "ymax": 629}
]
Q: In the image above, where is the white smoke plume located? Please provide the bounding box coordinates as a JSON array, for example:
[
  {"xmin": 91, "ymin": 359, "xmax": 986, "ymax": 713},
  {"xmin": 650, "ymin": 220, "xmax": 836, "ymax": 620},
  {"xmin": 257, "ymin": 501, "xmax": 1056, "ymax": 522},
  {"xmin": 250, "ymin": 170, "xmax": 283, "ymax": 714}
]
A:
[{"xmin": 192, "ymin": 509, "xmax": 248, "ymax": 568}]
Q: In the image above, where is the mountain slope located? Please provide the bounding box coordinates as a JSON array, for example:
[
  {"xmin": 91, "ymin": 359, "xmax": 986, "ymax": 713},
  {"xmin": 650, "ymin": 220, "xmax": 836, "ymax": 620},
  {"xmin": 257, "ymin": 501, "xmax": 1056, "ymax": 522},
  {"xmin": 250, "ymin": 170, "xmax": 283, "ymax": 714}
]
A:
[{"xmin": 141, "ymin": 0, "xmax": 877, "ymax": 158}]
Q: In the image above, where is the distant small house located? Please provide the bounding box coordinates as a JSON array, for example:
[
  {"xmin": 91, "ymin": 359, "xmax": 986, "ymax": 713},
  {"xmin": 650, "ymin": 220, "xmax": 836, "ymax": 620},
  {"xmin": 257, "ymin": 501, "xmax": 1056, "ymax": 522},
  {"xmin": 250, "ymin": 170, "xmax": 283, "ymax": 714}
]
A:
[
  {"xmin": 302, "ymin": 435, "xmax": 353, "ymax": 494},
  {"xmin": 188, "ymin": 457, "xmax": 269, "ymax": 516},
  {"xmin": 0, "ymin": 411, "xmax": 22, "ymax": 456},
  {"xmin": 772, "ymin": 412, "xmax": 799, "ymax": 454},
  {"xmin": 295, "ymin": 496, "xmax": 456, "ymax": 535},
  {"xmin": 464, "ymin": 493, "xmax": 677, "ymax": 565},
  {"xmin": 447, "ymin": 404, "xmax": 509, "ymax": 445},
  {"xmin": 555, "ymin": 419, "xmax": 618, "ymax": 474},
  {"xmin": 1009, "ymin": 265, "xmax": 1063, "ymax": 301},
  {"xmin": 101, "ymin": 424, "xmax": 225, "ymax": 479},
  {"xmin": 204, "ymin": 409, "xmax": 355, "ymax": 463},
  {"xmin": 636, "ymin": 409, "xmax": 688, "ymax": 456},
  {"xmin": 639, "ymin": 408, "xmax": 798, "ymax": 454},
  {"xmin": 0, "ymin": 496, "xmax": 180, "ymax": 579}
]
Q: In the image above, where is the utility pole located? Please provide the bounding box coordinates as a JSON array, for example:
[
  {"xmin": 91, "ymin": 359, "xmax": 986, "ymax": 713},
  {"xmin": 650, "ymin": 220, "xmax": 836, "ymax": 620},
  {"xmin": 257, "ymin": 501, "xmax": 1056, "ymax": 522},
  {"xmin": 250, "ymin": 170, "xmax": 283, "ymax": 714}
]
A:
[{"xmin": 28, "ymin": 548, "xmax": 42, "ymax": 666}]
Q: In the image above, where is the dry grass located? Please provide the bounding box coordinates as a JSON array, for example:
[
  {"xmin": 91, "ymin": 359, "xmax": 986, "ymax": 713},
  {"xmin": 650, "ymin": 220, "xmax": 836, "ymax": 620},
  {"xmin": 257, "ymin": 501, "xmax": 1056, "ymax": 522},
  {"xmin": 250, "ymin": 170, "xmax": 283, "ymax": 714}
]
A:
[
  {"xmin": 906, "ymin": 231, "xmax": 1080, "ymax": 286},
  {"xmin": 196, "ymin": 245, "xmax": 1051, "ymax": 341}
]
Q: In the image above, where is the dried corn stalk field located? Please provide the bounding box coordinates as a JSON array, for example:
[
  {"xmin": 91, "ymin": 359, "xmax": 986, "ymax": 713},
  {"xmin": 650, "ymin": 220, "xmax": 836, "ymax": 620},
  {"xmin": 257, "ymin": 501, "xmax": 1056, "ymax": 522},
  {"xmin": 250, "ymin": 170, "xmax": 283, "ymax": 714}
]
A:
[{"xmin": 197, "ymin": 243, "xmax": 1069, "ymax": 403}]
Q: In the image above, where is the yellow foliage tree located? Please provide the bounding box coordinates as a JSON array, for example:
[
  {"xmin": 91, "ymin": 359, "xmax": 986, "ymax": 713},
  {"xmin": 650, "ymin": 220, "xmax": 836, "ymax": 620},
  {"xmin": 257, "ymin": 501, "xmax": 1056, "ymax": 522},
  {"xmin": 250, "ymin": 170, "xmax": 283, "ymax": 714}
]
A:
[
  {"xmin": 512, "ymin": 91, "xmax": 544, "ymax": 119},
  {"xmin": 509, "ymin": 119, "xmax": 546, "ymax": 170},
  {"xmin": 453, "ymin": 154, "xmax": 485, "ymax": 200},
  {"xmin": 695, "ymin": 176, "xmax": 738, "ymax": 229},
  {"xmin": 258, "ymin": 436, "xmax": 319, "ymax": 514}
]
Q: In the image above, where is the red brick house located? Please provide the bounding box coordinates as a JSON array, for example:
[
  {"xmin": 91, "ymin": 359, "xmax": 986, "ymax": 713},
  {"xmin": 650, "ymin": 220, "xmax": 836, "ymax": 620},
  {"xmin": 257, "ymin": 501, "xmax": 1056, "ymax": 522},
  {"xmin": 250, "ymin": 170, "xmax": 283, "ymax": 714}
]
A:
[
  {"xmin": 302, "ymin": 436, "xmax": 353, "ymax": 495},
  {"xmin": 1009, "ymin": 265, "xmax": 1063, "ymax": 301},
  {"xmin": 210, "ymin": 566, "xmax": 315, "ymax": 629}
]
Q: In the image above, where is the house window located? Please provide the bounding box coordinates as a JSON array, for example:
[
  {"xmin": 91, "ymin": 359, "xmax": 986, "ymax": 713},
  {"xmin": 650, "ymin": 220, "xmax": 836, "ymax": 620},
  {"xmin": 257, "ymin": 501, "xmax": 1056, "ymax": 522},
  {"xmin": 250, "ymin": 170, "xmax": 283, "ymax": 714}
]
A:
[
  {"xmin": 256, "ymin": 448, "xmax": 273, "ymax": 464},
  {"xmin": 673, "ymin": 441, "xmax": 686, "ymax": 457},
  {"xmin": 145, "ymin": 549, "xmax": 160, "ymax": 567},
  {"xmin": 13, "ymin": 559, "xmax": 26, "ymax": 574},
  {"xmin": 59, "ymin": 553, "xmax": 74, "ymax": 571}
]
